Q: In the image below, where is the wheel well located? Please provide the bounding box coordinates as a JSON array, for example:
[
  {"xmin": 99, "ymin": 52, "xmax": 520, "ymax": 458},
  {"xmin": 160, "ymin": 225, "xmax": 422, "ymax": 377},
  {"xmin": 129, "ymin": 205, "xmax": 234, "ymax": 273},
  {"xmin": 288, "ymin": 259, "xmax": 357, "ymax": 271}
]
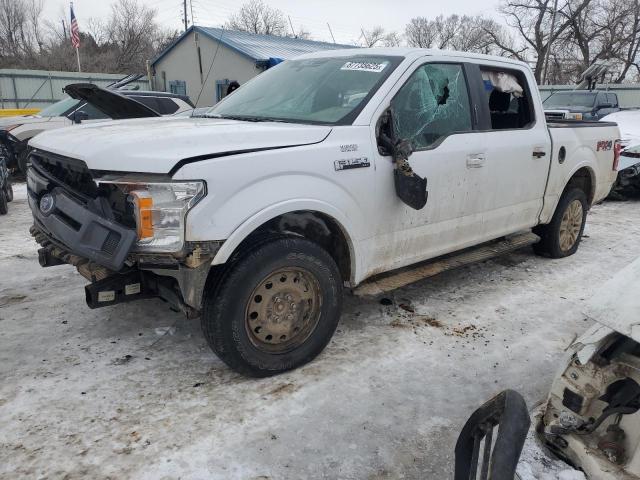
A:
[
  {"xmin": 234, "ymin": 211, "xmax": 352, "ymax": 283},
  {"xmin": 565, "ymin": 167, "xmax": 594, "ymax": 206}
]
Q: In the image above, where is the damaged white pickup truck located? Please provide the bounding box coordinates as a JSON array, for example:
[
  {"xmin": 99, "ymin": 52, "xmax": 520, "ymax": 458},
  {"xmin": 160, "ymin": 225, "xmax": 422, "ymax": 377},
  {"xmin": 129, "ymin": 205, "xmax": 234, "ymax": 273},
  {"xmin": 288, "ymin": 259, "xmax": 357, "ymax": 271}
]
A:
[{"xmin": 27, "ymin": 49, "xmax": 620, "ymax": 376}]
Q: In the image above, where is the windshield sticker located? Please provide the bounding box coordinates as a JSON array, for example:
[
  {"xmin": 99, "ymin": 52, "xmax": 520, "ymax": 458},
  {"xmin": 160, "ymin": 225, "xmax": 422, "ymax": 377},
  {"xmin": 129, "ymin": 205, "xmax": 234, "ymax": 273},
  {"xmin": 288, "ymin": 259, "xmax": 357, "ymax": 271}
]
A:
[{"xmin": 341, "ymin": 61, "xmax": 387, "ymax": 73}]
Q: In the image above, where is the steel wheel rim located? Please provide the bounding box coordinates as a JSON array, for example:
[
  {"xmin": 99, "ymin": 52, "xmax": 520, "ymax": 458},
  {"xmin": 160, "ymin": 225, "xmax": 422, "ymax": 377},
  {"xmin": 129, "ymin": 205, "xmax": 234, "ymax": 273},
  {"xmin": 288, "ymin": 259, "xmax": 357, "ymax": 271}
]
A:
[
  {"xmin": 245, "ymin": 267, "xmax": 322, "ymax": 354},
  {"xmin": 559, "ymin": 199, "xmax": 583, "ymax": 252}
]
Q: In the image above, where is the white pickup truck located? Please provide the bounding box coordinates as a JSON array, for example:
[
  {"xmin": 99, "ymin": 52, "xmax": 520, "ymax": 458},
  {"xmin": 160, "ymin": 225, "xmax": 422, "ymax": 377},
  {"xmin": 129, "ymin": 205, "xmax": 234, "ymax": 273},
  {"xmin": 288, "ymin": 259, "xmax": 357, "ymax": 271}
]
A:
[{"xmin": 27, "ymin": 48, "xmax": 620, "ymax": 376}]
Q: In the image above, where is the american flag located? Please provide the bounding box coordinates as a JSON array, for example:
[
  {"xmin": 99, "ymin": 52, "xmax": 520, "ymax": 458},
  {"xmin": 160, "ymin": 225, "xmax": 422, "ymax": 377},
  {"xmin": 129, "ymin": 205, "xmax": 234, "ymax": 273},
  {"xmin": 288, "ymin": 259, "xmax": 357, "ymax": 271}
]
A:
[{"xmin": 70, "ymin": 4, "xmax": 80, "ymax": 49}]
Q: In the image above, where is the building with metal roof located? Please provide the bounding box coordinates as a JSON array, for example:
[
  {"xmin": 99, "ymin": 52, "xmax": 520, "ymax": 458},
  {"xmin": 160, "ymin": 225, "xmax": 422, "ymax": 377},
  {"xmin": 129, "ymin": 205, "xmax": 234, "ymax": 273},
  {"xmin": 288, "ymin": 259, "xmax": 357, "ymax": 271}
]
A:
[{"xmin": 150, "ymin": 26, "xmax": 356, "ymax": 107}]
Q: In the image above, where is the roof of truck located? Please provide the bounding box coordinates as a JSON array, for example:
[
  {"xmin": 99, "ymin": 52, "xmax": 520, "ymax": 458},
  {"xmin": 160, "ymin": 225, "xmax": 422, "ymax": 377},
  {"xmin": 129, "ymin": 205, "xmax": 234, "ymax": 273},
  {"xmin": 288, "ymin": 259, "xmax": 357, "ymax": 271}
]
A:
[{"xmin": 296, "ymin": 47, "xmax": 531, "ymax": 69}]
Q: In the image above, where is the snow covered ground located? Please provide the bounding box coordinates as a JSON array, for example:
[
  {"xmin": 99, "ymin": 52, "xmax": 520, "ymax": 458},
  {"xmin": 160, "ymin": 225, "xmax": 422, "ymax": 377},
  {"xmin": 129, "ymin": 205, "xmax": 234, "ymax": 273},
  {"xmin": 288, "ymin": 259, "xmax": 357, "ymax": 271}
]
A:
[{"xmin": 2, "ymin": 183, "xmax": 640, "ymax": 479}]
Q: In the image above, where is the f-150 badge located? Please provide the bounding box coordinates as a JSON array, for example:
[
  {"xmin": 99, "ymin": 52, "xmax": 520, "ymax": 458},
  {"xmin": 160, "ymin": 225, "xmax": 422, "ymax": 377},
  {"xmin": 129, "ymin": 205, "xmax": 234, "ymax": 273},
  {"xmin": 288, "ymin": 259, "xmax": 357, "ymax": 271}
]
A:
[{"xmin": 334, "ymin": 157, "xmax": 370, "ymax": 171}]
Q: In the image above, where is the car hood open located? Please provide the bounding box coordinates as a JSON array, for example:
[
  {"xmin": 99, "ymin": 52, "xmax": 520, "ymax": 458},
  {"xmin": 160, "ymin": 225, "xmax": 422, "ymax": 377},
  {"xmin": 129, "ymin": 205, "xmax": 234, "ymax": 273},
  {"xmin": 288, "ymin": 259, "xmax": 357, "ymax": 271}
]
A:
[
  {"xmin": 28, "ymin": 116, "xmax": 332, "ymax": 174},
  {"xmin": 64, "ymin": 83, "xmax": 160, "ymax": 119},
  {"xmin": 584, "ymin": 256, "xmax": 640, "ymax": 343}
]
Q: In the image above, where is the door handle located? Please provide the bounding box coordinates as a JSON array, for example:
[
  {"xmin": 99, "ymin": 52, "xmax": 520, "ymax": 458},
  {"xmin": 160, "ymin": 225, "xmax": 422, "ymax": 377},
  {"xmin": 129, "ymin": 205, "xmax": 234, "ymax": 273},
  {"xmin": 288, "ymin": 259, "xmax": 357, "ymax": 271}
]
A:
[
  {"xmin": 466, "ymin": 154, "xmax": 486, "ymax": 168},
  {"xmin": 532, "ymin": 148, "xmax": 547, "ymax": 158}
]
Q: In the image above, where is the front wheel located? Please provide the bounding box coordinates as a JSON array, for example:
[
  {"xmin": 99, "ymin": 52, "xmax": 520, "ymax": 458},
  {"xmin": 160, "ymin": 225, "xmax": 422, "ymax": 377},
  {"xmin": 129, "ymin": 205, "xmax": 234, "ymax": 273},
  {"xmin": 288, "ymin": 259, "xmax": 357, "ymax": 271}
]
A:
[
  {"xmin": 533, "ymin": 187, "xmax": 588, "ymax": 258},
  {"xmin": 201, "ymin": 237, "xmax": 343, "ymax": 377}
]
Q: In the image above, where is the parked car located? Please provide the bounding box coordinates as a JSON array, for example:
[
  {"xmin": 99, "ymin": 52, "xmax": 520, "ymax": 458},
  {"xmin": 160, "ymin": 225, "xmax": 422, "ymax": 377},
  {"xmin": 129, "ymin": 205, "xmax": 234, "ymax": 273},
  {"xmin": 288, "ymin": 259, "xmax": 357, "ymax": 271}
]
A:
[
  {"xmin": 539, "ymin": 256, "xmax": 640, "ymax": 479},
  {"xmin": 544, "ymin": 90, "xmax": 621, "ymax": 121},
  {"xmin": 601, "ymin": 109, "xmax": 640, "ymax": 197},
  {"xmin": 26, "ymin": 48, "xmax": 619, "ymax": 376},
  {"xmin": 0, "ymin": 84, "xmax": 193, "ymax": 174}
]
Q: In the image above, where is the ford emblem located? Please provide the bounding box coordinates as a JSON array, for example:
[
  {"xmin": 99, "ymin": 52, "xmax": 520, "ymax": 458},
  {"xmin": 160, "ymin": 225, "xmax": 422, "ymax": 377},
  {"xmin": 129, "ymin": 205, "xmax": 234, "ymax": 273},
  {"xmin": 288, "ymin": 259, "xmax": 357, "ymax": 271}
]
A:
[{"xmin": 39, "ymin": 193, "xmax": 55, "ymax": 216}]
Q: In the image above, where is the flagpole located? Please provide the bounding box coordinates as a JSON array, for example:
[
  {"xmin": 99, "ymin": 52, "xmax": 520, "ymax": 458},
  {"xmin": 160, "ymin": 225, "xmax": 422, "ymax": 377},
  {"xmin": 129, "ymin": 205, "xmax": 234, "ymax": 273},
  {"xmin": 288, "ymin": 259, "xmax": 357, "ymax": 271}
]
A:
[{"xmin": 76, "ymin": 47, "xmax": 81, "ymax": 73}]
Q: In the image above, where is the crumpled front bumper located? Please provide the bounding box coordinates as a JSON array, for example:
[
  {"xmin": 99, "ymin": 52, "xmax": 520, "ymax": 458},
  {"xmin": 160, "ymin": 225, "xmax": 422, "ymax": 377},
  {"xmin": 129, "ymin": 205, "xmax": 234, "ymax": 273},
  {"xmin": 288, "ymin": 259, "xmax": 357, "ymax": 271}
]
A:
[{"xmin": 27, "ymin": 161, "xmax": 136, "ymax": 271}]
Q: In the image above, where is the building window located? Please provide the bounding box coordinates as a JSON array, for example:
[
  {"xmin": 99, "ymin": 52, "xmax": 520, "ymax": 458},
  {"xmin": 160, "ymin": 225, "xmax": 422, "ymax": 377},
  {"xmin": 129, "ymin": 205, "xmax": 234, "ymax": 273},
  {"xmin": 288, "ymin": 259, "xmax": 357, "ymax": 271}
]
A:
[
  {"xmin": 216, "ymin": 79, "xmax": 231, "ymax": 102},
  {"xmin": 169, "ymin": 80, "xmax": 187, "ymax": 96}
]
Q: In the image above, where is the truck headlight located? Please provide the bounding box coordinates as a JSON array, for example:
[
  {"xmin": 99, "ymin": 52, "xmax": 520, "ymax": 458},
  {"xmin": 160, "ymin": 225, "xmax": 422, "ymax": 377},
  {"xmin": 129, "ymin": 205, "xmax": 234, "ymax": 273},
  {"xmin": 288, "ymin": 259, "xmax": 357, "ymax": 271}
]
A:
[
  {"xmin": 99, "ymin": 180, "xmax": 206, "ymax": 252},
  {"xmin": 567, "ymin": 113, "xmax": 583, "ymax": 120}
]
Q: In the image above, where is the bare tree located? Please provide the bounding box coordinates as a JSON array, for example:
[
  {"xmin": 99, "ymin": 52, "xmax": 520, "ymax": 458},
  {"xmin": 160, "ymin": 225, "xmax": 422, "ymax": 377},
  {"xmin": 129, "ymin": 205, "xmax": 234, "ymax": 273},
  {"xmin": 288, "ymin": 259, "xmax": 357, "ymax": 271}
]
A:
[
  {"xmin": 383, "ymin": 31, "xmax": 403, "ymax": 47},
  {"xmin": 405, "ymin": 15, "xmax": 508, "ymax": 55},
  {"xmin": 494, "ymin": 0, "xmax": 594, "ymax": 82},
  {"xmin": 361, "ymin": 26, "xmax": 386, "ymax": 47},
  {"xmin": 106, "ymin": 0, "xmax": 159, "ymax": 72},
  {"xmin": 405, "ymin": 17, "xmax": 438, "ymax": 48},
  {"xmin": 226, "ymin": 0, "xmax": 287, "ymax": 36}
]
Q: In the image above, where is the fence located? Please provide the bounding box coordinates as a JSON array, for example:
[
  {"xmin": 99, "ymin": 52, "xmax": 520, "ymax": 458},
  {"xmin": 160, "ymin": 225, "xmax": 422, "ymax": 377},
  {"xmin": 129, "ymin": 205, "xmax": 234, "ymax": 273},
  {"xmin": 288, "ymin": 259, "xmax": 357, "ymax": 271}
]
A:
[{"xmin": 0, "ymin": 69, "xmax": 150, "ymax": 109}]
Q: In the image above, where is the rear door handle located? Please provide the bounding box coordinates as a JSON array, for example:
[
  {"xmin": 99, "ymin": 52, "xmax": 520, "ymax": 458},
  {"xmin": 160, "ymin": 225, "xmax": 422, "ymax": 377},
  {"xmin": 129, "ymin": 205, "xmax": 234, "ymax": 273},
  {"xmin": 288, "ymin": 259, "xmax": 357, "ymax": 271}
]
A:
[
  {"xmin": 532, "ymin": 148, "xmax": 547, "ymax": 158},
  {"xmin": 466, "ymin": 154, "xmax": 486, "ymax": 168}
]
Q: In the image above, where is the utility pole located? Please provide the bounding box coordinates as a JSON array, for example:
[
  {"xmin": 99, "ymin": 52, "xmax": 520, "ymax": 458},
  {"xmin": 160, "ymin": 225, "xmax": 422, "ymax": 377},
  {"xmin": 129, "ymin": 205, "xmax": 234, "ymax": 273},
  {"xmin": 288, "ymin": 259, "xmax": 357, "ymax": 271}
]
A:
[
  {"xmin": 288, "ymin": 16, "xmax": 296, "ymax": 38},
  {"xmin": 360, "ymin": 28, "xmax": 369, "ymax": 47},
  {"xmin": 327, "ymin": 23, "xmax": 336, "ymax": 43},
  {"xmin": 61, "ymin": 19, "xmax": 67, "ymax": 40},
  {"xmin": 183, "ymin": 0, "xmax": 188, "ymax": 32}
]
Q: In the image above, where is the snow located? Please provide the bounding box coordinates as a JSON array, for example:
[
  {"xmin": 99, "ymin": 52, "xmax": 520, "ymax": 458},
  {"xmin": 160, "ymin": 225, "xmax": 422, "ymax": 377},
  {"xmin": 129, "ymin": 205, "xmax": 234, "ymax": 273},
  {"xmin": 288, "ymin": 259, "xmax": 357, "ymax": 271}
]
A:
[{"xmin": 2, "ymin": 183, "xmax": 640, "ymax": 478}]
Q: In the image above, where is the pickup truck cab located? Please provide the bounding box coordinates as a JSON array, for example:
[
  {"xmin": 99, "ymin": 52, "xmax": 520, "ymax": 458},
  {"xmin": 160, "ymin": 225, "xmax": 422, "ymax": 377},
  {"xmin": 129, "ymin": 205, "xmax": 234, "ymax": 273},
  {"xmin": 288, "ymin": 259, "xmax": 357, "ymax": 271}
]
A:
[
  {"xmin": 27, "ymin": 48, "xmax": 620, "ymax": 376},
  {"xmin": 544, "ymin": 90, "xmax": 621, "ymax": 121}
]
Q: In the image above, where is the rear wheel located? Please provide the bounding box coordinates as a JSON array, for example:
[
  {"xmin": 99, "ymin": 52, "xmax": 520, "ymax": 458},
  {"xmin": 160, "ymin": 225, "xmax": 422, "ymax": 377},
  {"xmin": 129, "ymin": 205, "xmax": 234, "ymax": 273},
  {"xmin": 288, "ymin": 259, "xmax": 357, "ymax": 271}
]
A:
[
  {"xmin": 0, "ymin": 189, "xmax": 7, "ymax": 215},
  {"xmin": 201, "ymin": 237, "xmax": 343, "ymax": 377},
  {"xmin": 533, "ymin": 187, "xmax": 588, "ymax": 258}
]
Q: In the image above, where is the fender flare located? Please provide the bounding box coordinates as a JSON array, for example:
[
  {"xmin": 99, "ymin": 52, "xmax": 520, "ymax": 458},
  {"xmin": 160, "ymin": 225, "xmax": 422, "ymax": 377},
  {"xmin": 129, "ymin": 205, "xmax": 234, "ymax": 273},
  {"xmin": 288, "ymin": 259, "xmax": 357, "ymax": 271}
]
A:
[{"xmin": 211, "ymin": 198, "xmax": 360, "ymax": 283}]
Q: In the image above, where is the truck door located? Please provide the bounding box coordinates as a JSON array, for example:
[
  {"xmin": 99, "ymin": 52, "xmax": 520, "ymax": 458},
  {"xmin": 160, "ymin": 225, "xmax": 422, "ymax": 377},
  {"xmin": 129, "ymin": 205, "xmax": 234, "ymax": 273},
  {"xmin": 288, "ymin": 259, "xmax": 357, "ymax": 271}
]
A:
[
  {"xmin": 472, "ymin": 64, "xmax": 551, "ymax": 237},
  {"xmin": 367, "ymin": 61, "xmax": 491, "ymax": 274}
]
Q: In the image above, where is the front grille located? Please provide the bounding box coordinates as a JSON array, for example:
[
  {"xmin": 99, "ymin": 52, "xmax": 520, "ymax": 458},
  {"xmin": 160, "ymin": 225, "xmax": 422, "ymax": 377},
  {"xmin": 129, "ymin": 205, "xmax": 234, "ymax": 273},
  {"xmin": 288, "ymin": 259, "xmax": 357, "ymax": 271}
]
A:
[{"xmin": 29, "ymin": 150, "xmax": 99, "ymax": 200}]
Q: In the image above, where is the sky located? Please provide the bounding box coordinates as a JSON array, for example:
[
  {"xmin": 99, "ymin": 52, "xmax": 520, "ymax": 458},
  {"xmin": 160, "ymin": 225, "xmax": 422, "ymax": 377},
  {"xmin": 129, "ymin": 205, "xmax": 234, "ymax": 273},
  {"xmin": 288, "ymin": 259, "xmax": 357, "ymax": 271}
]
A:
[{"xmin": 43, "ymin": 0, "xmax": 503, "ymax": 44}]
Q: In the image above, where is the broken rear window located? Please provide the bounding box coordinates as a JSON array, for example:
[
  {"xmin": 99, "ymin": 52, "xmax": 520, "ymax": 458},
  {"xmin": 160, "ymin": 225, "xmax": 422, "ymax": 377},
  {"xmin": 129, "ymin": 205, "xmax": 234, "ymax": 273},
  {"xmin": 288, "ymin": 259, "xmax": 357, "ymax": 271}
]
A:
[{"xmin": 391, "ymin": 63, "xmax": 472, "ymax": 150}]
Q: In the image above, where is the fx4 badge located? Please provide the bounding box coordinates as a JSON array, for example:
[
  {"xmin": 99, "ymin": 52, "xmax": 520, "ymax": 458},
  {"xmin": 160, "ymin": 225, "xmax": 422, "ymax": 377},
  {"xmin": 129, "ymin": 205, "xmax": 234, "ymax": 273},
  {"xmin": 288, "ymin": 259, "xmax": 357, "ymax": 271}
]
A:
[
  {"xmin": 334, "ymin": 157, "xmax": 370, "ymax": 171},
  {"xmin": 597, "ymin": 140, "xmax": 613, "ymax": 151}
]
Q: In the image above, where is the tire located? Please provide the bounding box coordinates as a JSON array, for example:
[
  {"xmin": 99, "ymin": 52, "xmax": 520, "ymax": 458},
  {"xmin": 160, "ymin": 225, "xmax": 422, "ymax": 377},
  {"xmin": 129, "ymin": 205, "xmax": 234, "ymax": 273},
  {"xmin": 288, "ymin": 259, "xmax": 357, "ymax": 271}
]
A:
[
  {"xmin": 202, "ymin": 237, "xmax": 343, "ymax": 377},
  {"xmin": 533, "ymin": 187, "xmax": 588, "ymax": 258},
  {"xmin": 5, "ymin": 181, "xmax": 13, "ymax": 202},
  {"xmin": 0, "ymin": 189, "xmax": 7, "ymax": 215}
]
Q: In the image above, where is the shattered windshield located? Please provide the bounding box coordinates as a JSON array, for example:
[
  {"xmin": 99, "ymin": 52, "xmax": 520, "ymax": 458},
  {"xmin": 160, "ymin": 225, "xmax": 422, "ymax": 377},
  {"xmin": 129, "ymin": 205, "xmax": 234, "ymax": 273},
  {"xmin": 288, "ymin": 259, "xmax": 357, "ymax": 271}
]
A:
[
  {"xmin": 206, "ymin": 55, "xmax": 402, "ymax": 125},
  {"xmin": 391, "ymin": 63, "xmax": 472, "ymax": 149},
  {"xmin": 543, "ymin": 92, "xmax": 596, "ymax": 108}
]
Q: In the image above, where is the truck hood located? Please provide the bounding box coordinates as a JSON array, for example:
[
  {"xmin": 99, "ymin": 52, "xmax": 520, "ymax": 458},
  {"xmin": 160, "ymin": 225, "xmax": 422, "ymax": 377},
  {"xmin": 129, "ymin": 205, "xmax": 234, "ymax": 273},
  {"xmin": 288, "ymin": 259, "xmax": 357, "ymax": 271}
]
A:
[
  {"xmin": 584, "ymin": 256, "xmax": 640, "ymax": 343},
  {"xmin": 28, "ymin": 116, "xmax": 332, "ymax": 174},
  {"xmin": 64, "ymin": 83, "xmax": 160, "ymax": 119}
]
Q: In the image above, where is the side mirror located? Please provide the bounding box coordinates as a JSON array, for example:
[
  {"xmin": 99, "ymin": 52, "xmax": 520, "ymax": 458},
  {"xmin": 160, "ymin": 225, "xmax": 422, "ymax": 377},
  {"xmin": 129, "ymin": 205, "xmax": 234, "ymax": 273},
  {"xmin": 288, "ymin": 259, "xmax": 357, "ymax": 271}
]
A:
[
  {"xmin": 377, "ymin": 108, "xmax": 427, "ymax": 210},
  {"xmin": 73, "ymin": 110, "xmax": 89, "ymax": 124},
  {"xmin": 598, "ymin": 103, "xmax": 613, "ymax": 109}
]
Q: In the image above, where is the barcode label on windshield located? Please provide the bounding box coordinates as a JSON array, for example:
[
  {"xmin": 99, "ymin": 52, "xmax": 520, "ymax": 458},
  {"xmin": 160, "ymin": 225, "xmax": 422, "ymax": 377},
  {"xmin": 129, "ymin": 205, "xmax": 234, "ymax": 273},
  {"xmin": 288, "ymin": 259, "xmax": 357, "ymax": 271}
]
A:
[{"xmin": 341, "ymin": 62, "xmax": 387, "ymax": 73}]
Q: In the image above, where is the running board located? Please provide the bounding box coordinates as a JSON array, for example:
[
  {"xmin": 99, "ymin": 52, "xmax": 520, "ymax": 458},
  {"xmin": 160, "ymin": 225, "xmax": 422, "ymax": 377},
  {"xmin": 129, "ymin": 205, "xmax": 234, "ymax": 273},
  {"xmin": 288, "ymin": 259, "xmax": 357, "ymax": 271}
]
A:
[{"xmin": 353, "ymin": 232, "xmax": 540, "ymax": 297}]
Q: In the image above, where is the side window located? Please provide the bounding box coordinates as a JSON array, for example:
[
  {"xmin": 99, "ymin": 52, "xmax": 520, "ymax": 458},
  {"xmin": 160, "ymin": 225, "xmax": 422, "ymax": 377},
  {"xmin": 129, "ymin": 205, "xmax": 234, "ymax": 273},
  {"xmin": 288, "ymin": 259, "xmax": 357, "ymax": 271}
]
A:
[
  {"xmin": 131, "ymin": 96, "xmax": 160, "ymax": 113},
  {"xmin": 607, "ymin": 93, "xmax": 617, "ymax": 107},
  {"xmin": 155, "ymin": 97, "xmax": 180, "ymax": 114},
  {"xmin": 169, "ymin": 80, "xmax": 187, "ymax": 96},
  {"xmin": 70, "ymin": 102, "xmax": 109, "ymax": 120},
  {"xmin": 596, "ymin": 92, "xmax": 607, "ymax": 106},
  {"xmin": 482, "ymin": 69, "xmax": 533, "ymax": 130},
  {"xmin": 391, "ymin": 63, "xmax": 472, "ymax": 150}
]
